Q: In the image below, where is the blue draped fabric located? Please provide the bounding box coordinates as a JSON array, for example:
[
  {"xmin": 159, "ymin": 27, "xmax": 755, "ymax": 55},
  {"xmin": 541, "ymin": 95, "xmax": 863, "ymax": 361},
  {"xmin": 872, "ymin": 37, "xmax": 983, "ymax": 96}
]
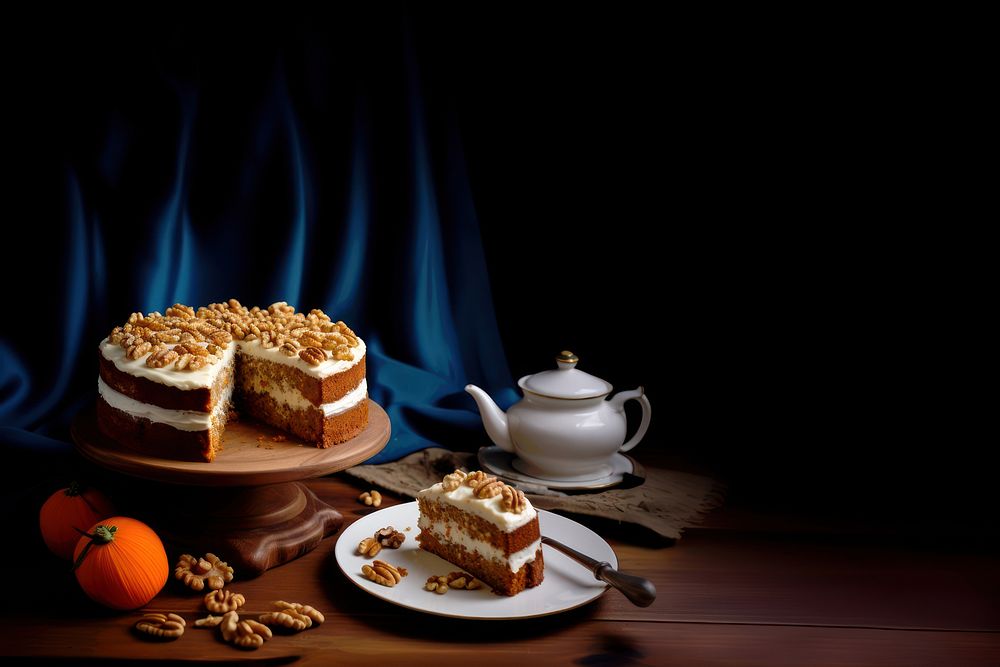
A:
[{"xmin": 0, "ymin": 49, "xmax": 518, "ymax": 464}]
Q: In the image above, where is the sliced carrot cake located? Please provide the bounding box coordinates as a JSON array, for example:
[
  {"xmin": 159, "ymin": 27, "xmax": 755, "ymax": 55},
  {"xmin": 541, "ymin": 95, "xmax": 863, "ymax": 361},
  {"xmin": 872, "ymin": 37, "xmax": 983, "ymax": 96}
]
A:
[
  {"xmin": 96, "ymin": 299, "xmax": 367, "ymax": 462},
  {"xmin": 417, "ymin": 470, "xmax": 543, "ymax": 596}
]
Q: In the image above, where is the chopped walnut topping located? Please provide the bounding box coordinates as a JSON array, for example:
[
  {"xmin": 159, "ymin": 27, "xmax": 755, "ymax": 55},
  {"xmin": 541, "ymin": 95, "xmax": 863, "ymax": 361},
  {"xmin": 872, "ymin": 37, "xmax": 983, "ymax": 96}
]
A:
[
  {"xmin": 502, "ymin": 485, "xmax": 528, "ymax": 513},
  {"xmin": 464, "ymin": 470, "xmax": 496, "ymax": 490},
  {"xmin": 299, "ymin": 346, "xmax": 326, "ymax": 366},
  {"xmin": 475, "ymin": 479, "xmax": 505, "ymax": 499},
  {"xmin": 105, "ymin": 300, "xmax": 361, "ymax": 373},
  {"xmin": 165, "ymin": 304, "xmax": 195, "ymax": 319},
  {"xmin": 147, "ymin": 346, "xmax": 179, "ymax": 368},
  {"xmin": 442, "ymin": 470, "xmax": 466, "ymax": 491}
]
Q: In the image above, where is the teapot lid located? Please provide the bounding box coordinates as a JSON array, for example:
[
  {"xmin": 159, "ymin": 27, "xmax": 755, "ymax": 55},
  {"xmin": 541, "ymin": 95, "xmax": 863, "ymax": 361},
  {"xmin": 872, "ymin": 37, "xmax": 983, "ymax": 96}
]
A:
[{"xmin": 519, "ymin": 351, "xmax": 613, "ymax": 399}]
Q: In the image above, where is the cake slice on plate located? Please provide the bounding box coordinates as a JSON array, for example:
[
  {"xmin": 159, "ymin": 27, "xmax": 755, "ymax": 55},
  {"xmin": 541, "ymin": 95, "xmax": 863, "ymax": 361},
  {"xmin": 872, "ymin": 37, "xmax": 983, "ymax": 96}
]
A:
[{"xmin": 416, "ymin": 470, "xmax": 544, "ymax": 596}]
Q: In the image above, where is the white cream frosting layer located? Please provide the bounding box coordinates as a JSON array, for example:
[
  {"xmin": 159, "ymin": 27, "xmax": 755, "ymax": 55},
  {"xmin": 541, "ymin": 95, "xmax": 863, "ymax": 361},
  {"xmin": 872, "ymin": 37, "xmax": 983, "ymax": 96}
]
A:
[
  {"xmin": 98, "ymin": 376, "xmax": 232, "ymax": 432},
  {"xmin": 418, "ymin": 516, "xmax": 541, "ymax": 574},
  {"xmin": 238, "ymin": 337, "xmax": 366, "ymax": 381},
  {"xmin": 417, "ymin": 483, "xmax": 537, "ymax": 531},
  {"xmin": 100, "ymin": 338, "xmax": 237, "ymax": 391},
  {"xmin": 99, "ymin": 336, "xmax": 366, "ymax": 391},
  {"xmin": 248, "ymin": 378, "xmax": 368, "ymax": 417},
  {"xmin": 322, "ymin": 379, "xmax": 367, "ymax": 416}
]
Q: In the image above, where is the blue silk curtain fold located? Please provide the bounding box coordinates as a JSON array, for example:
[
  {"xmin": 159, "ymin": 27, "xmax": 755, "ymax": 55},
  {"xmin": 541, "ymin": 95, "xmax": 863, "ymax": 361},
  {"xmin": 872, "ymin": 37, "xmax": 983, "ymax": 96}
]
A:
[{"xmin": 0, "ymin": 60, "xmax": 516, "ymax": 463}]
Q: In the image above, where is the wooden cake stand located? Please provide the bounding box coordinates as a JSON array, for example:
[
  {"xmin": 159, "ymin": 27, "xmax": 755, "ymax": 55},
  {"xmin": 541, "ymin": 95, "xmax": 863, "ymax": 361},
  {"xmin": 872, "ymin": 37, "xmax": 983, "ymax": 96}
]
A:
[{"xmin": 71, "ymin": 399, "xmax": 390, "ymax": 577}]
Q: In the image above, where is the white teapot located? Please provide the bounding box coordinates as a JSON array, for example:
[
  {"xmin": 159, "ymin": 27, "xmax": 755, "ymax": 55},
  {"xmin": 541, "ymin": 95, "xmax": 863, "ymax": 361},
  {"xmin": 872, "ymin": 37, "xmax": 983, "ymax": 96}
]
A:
[{"xmin": 465, "ymin": 351, "xmax": 651, "ymax": 481}]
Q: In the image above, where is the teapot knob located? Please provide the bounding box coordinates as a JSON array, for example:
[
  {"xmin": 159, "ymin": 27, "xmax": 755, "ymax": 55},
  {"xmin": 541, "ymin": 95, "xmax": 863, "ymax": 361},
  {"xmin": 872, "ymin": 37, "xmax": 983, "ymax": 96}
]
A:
[{"xmin": 556, "ymin": 350, "xmax": 579, "ymax": 370}]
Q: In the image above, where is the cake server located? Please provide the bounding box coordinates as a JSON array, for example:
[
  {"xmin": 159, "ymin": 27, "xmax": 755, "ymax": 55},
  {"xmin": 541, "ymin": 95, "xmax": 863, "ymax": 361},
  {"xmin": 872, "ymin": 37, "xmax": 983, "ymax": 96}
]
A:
[{"xmin": 541, "ymin": 535, "xmax": 656, "ymax": 607}]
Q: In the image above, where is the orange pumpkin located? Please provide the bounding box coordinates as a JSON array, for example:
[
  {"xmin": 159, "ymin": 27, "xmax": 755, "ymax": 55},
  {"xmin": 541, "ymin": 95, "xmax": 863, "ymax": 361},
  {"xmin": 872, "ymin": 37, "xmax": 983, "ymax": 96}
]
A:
[
  {"xmin": 39, "ymin": 482, "xmax": 116, "ymax": 560},
  {"xmin": 73, "ymin": 517, "xmax": 168, "ymax": 610}
]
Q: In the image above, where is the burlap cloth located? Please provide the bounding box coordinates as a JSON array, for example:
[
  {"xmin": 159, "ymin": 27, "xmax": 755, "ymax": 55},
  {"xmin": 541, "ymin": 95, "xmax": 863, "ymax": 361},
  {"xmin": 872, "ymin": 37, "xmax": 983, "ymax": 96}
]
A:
[{"xmin": 345, "ymin": 448, "xmax": 724, "ymax": 540}]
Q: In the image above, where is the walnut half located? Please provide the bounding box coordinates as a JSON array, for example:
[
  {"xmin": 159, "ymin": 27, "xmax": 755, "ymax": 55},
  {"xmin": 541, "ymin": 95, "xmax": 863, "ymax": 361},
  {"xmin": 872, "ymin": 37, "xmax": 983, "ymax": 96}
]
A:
[
  {"xmin": 362, "ymin": 560, "xmax": 407, "ymax": 587},
  {"xmin": 174, "ymin": 553, "xmax": 234, "ymax": 591},
  {"xmin": 375, "ymin": 526, "xmax": 405, "ymax": 549},
  {"xmin": 134, "ymin": 612, "xmax": 186, "ymax": 639},
  {"xmin": 204, "ymin": 589, "xmax": 245, "ymax": 613},
  {"xmin": 259, "ymin": 600, "xmax": 325, "ymax": 633}
]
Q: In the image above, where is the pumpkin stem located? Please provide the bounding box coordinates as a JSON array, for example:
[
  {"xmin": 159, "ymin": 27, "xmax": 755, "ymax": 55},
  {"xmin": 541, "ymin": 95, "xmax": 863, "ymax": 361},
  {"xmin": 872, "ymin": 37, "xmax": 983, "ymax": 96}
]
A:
[
  {"xmin": 72, "ymin": 524, "xmax": 117, "ymax": 572},
  {"xmin": 66, "ymin": 481, "xmax": 104, "ymax": 514}
]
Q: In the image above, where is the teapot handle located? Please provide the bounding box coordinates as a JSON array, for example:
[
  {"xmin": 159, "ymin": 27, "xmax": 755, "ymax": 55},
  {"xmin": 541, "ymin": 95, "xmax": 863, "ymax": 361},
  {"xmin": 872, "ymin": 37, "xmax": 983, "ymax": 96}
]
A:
[{"xmin": 619, "ymin": 388, "xmax": 651, "ymax": 453}]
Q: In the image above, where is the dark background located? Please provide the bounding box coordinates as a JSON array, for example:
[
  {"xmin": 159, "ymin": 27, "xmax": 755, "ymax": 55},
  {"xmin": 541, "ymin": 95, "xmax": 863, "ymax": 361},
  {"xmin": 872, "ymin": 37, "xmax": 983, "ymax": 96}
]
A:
[{"xmin": 1, "ymin": 10, "xmax": 990, "ymax": 534}]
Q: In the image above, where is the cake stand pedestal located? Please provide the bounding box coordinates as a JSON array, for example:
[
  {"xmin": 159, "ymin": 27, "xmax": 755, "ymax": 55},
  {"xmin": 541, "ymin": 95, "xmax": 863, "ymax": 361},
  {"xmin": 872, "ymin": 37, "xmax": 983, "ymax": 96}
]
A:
[{"xmin": 71, "ymin": 399, "xmax": 390, "ymax": 577}]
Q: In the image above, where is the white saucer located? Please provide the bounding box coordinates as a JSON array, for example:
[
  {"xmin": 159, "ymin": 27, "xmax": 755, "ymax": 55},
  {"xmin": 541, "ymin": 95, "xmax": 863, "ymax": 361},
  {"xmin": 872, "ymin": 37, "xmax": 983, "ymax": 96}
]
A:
[
  {"xmin": 335, "ymin": 502, "xmax": 616, "ymax": 619},
  {"xmin": 477, "ymin": 446, "xmax": 635, "ymax": 491}
]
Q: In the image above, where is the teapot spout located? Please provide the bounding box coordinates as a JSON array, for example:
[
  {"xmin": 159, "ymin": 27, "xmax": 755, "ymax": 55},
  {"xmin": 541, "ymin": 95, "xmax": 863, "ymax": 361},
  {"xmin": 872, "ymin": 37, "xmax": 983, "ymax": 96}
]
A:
[{"xmin": 464, "ymin": 384, "xmax": 515, "ymax": 453}]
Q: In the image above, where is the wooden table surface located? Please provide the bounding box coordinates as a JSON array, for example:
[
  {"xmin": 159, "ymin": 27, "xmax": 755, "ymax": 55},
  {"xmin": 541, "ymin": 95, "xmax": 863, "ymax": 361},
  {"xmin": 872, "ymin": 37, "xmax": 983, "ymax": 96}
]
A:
[{"xmin": 1, "ymin": 471, "xmax": 998, "ymax": 666}]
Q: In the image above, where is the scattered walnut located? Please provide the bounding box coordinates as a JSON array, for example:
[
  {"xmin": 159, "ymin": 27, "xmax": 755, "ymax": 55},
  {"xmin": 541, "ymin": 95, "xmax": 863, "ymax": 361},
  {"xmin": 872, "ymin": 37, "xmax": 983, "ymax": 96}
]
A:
[
  {"xmin": 441, "ymin": 469, "xmax": 467, "ymax": 491},
  {"xmin": 204, "ymin": 589, "xmax": 245, "ymax": 613},
  {"xmin": 358, "ymin": 490, "xmax": 382, "ymax": 507},
  {"xmin": 236, "ymin": 619, "xmax": 272, "ymax": 649},
  {"xmin": 425, "ymin": 577, "xmax": 448, "ymax": 594},
  {"xmin": 259, "ymin": 601, "xmax": 323, "ymax": 632},
  {"xmin": 259, "ymin": 609, "xmax": 310, "ymax": 632},
  {"xmin": 362, "ymin": 560, "xmax": 406, "ymax": 587},
  {"xmin": 271, "ymin": 434, "xmax": 287, "ymax": 442},
  {"xmin": 174, "ymin": 553, "xmax": 234, "ymax": 591},
  {"xmin": 134, "ymin": 612, "xmax": 186, "ymax": 639},
  {"xmin": 425, "ymin": 572, "xmax": 481, "ymax": 593},
  {"xmin": 273, "ymin": 601, "xmax": 325, "ymax": 626},
  {"xmin": 502, "ymin": 485, "xmax": 528, "ymax": 513},
  {"xmin": 218, "ymin": 611, "xmax": 270, "ymax": 650},
  {"xmin": 299, "ymin": 346, "xmax": 326, "ymax": 366},
  {"xmin": 357, "ymin": 536, "xmax": 382, "ymax": 558},
  {"xmin": 279, "ymin": 341, "xmax": 299, "ymax": 357},
  {"xmin": 193, "ymin": 614, "xmax": 225, "ymax": 628},
  {"xmin": 375, "ymin": 526, "xmax": 405, "ymax": 549}
]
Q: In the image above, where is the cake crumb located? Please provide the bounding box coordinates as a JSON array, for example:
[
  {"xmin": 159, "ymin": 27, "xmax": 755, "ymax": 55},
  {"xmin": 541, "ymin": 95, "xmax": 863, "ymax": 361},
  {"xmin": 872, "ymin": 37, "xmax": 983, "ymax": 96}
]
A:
[{"xmin": 271, "ymin": 434, "xmax": 288, "ymax": 442}]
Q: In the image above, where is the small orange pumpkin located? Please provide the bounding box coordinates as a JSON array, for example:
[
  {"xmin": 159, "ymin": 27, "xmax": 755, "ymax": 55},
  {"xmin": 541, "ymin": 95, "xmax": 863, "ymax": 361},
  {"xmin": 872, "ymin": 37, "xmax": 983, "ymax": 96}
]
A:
[
  {"xmin": 39, "ymin": 482, "xmax": 116, "ymax": 560},
  {"xmin": 73, "ymin": 517, "xmax": 169, "ymax": 610}
]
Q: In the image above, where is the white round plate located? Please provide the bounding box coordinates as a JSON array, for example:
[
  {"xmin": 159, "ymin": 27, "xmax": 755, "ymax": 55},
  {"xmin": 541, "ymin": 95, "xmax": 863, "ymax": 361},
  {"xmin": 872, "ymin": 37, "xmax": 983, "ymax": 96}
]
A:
[
  {"xmin": 478, "ymin": 446, "xmax": 635, "ymax": 490},
  {"xmin": 335, "ymin": 502, "xmax": 616, "ymax": 619}
]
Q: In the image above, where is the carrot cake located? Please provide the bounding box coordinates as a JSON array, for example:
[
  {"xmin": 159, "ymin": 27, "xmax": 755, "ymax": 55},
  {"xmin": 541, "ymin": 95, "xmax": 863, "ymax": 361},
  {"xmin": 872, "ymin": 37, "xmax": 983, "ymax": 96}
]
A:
[
  {"xmin": 96, "ymin": 299, "xmax": 367, "ymax": 462},
  {"xmin": 416, "ymin": 470, "xmax": 543, "ymax": 596}
]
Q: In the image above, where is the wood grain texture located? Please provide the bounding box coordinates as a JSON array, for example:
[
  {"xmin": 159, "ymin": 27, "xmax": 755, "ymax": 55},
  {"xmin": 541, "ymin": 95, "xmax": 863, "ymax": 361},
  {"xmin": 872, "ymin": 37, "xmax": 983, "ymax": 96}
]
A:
[
  {"xmin": 71, "ymin": 399, "xmax": 391, "ymax": 486},
  {"xmin": 67, "ymin": 402, "xmax": 389, "ymax": 576},
  {"xmin": 1, "ymin": 470, "xmax": 998, "ymax": 665}
]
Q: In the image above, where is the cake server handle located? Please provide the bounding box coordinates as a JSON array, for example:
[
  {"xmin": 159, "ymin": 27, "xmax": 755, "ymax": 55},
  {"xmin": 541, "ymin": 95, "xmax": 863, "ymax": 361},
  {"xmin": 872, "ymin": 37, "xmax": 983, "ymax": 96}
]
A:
[{"xmin": 541, "ymin": 536, "xmax": 656, "ymax": 607}]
